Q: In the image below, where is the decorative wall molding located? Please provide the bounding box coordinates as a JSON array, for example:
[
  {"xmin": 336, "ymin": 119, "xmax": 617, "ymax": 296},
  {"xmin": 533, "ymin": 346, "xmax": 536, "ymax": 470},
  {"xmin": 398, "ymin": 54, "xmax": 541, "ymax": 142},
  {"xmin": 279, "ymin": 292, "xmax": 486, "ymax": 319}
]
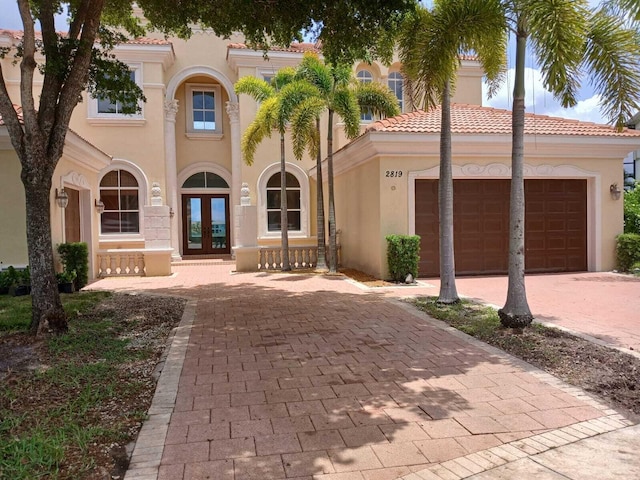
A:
[
  {"xmin": 60, "ymin": 171, "xmax": 91, "ymax": 190},
  {"xmin": 408, "ymin": 162, "xmax": 599, "ymax": 180},
  {"xmin": 165, "ymin": 65, "xmax": 238, "ymax": 104}
]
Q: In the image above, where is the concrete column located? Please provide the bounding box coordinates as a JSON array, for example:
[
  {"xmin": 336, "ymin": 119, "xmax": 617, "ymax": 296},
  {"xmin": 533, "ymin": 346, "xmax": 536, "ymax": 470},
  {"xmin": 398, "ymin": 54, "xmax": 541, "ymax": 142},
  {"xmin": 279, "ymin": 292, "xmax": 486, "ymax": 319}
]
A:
[
  {"xmin": 226, "ymin": 100, "xmax": 242, "ymax": 248},
  {"xmin": 164, "ymin": 99, "xmax": 181, "ymax": 261}
]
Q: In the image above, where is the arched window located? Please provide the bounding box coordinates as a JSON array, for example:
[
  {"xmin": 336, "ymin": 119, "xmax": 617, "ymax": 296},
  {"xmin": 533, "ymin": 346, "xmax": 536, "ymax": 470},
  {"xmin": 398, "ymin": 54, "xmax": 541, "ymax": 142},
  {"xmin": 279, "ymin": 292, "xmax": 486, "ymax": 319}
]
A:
[
  {"xmin": 388, "ymin": 72, "xmax": 404, "ymax": 112},
  {"xmin": 182, "ymin": 172, "xmax": 229, "ymax": 189},
  {"xmin": 99, "ymin": 170, "xmax": 140, "ymax": 234},
  {"xmin": 266, "ymin": 172, "xmax": 301, "ymax": 232},
  {"xmin": 357, "ymin": 69, "xmax": 374, "ymax": 121}
]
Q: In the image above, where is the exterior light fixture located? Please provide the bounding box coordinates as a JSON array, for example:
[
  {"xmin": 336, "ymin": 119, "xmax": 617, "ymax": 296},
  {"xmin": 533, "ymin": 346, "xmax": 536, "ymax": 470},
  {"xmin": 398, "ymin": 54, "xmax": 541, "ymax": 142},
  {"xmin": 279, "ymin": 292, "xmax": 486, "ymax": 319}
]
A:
[
  {"xmin": 95, "ymin": 198, "xmax": 105, "ymax": 214},
  {"xmin": 55, "ymin": 188, "xmax": 69, "ymax": 208},
  {"xmin": 610, "ymin": 183, "xmax": 622, "ymax": 200}
]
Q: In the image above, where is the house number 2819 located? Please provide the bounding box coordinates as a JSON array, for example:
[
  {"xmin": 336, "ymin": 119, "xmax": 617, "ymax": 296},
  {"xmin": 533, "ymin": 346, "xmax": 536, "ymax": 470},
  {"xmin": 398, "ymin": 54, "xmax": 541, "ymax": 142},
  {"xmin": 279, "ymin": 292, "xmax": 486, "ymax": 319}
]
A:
[{"xmin": 385, "ymin": 170, "xmax": 403, "ymax": 178}]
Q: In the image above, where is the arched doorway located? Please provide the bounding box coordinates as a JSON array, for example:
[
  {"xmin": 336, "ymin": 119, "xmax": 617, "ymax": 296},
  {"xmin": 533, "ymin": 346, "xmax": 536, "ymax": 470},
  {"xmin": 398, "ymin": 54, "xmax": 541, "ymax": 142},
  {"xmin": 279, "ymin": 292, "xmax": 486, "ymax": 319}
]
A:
[{"xmin": 181, "ymin": 171, "xmax": 231, "ymax": 255}]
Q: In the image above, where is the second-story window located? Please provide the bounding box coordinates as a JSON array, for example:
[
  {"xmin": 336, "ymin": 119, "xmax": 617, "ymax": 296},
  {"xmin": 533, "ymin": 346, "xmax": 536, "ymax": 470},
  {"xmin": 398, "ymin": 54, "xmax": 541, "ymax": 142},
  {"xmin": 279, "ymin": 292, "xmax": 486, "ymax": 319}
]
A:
[
  {"xmin": 89, "ymin": 64, "xmax": 143, "ymax": 121},
  {"xmin": 388, "ymin": 71, "xmax": 404, "ymax": 112},
  {"xmin": 97, "ymin": 70, "xmax": 138, "ymax": 114},
  {"xmin": 357, "ymin": 69, "xmax": 374, "ymax": 121},
  {"xmin": 186, "ymin": 84, "xmax": 222, "ymax": 136}
]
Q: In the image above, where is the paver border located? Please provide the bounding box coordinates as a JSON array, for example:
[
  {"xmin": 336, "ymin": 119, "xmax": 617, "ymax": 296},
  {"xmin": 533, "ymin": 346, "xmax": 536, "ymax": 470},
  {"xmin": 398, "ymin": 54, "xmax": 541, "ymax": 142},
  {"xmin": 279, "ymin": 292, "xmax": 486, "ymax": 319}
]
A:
[{"xmin": 124, "ymin": 298, "xmax": 197, "ymax": 480}]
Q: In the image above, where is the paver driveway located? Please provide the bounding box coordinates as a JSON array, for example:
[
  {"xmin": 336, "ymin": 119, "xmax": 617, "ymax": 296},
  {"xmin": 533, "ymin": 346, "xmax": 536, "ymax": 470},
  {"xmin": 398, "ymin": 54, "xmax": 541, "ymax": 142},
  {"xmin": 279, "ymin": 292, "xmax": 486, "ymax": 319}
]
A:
[
  {"xmin": 87, "ymin": 263, "xmax": 631, "ymax": 480},
  {"xmin": 421, "ymin": 272, "xmax": 640, "ymax": 353}
]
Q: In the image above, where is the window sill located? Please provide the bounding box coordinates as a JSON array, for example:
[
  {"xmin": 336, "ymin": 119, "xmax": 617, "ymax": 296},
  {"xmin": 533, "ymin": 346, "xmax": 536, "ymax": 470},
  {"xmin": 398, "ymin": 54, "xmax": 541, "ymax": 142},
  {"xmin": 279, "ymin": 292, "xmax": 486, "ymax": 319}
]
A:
[
  {"xmin": 99, "ymin": 234, "xmax": 145, "ymax": 243},
  {"xmin": 185, "ymin": 132, "xmax": 224, "ymax": 141},
  {"xmin": 88, "ymin": 117, "xmax": 146, "ymax": 126},
  {"xmin": 259, "ymin": 232, "xmax": 308, "ymax": 240}
]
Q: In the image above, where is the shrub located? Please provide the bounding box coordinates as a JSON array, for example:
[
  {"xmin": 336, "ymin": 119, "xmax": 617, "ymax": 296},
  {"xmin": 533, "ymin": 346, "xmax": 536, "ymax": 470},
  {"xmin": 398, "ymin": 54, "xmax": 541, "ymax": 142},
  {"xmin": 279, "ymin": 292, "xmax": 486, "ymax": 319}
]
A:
[
  {"xmin": 386, "ymin": 234, "xmax": 420, "ymax": 282},
  {"xmin": 57, "ymin": 242, "xmax": 89, "ymax": 290},
  {"xmin": 616, "ymin": 233, "xmax": 640, "ymax": 272},
  {"xmin": 0, "ymin": 267, "xmax": 16, "ymax": 290},
  {"xmin": 624, "ymin": 182, "xmax": 640, "ymax": 234}
]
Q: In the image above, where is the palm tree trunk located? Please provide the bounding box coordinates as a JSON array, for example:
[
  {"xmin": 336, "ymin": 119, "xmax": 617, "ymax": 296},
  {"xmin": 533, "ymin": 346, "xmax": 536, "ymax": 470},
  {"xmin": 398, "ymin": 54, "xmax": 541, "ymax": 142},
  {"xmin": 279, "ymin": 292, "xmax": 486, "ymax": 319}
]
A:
[
  {"xmin": 315, "ymin": 117, "xmax": 328, "ymax": 271},
  {"xmin": 327, "ymin": 110, "xmax": 338, "ymax": 273},
  {"xmin": 280, "ymin": 134, "xmax": 291, "ymax": 271},
  {"xmin": 499, "ymin": 30, "xmax": 533, "ymax": 328},
  {"xmin": 22, "ymin": 161, "xmax": 68, "ymax": 335},
  {"xmin": 437, "ymin": 81, "xmax": 459, "ymax": 304}
]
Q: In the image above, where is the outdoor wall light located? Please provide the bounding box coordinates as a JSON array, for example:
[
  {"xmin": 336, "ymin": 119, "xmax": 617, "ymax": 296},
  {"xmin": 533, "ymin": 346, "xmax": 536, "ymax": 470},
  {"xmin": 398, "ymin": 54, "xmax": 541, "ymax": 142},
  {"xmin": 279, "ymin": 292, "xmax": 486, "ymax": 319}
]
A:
[
  {"xmin": 610, "ymin": 183, "xmax": 622, "ymax": 200},
  {"xmin": 55, "ymin": 188, "xmax": 69, "ymax": 209},
  {"xmin": 95, "ymin": 198, "xmax": 105, "ymax": 214}
]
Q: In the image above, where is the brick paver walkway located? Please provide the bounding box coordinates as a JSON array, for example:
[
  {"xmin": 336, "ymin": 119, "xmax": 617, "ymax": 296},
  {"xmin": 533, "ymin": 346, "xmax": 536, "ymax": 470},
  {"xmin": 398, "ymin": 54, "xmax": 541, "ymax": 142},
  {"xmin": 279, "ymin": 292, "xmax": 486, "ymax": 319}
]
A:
[{"xmin": 88, "ymin": 263, "xmax": 631, "ymax": 480}]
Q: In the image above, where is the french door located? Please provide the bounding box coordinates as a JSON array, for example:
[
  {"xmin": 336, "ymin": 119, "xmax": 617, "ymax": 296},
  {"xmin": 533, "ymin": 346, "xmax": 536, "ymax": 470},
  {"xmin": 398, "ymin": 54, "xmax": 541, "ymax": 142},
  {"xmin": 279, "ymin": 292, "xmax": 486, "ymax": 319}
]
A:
[{"xmin": 182, "ymin": 194, "xmax": 230, "ymax": 255}]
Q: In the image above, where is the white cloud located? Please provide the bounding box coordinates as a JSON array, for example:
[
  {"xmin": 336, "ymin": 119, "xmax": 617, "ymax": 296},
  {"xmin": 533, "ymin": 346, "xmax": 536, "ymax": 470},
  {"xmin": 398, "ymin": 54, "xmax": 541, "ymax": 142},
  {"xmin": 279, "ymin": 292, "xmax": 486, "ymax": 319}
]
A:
[{"xmin": 482, "ymin": 67, "xmax": 609, "ymax": 126}]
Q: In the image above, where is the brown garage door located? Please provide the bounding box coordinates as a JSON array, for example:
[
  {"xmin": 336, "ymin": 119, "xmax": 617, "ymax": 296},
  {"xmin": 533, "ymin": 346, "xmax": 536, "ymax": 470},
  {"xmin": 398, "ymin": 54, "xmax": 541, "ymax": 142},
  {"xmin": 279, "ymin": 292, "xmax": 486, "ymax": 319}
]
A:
[{"xmin": 415, "ymin": 179, "xmax": 587, "ymax": 276}]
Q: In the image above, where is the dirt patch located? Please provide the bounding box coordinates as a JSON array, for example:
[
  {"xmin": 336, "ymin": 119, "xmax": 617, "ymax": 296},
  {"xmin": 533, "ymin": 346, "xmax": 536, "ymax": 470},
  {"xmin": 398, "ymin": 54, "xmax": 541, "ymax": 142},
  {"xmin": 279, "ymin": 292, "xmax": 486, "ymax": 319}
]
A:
[{"xmin": 0, "ymin": 293, "xmax": 185, "ymax": 479}]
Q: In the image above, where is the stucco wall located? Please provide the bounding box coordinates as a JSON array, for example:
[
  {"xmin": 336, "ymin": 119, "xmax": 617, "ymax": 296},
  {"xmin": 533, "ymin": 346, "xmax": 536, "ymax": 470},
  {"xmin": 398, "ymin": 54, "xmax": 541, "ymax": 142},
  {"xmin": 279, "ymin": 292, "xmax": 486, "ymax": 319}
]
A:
[
  {"xmin": 0, "ymin": 151, "xmax": 28, "ymax": 267},
  {"xmin": 334, "ymin": 158, "xmax": 382, "ymax": 276}
]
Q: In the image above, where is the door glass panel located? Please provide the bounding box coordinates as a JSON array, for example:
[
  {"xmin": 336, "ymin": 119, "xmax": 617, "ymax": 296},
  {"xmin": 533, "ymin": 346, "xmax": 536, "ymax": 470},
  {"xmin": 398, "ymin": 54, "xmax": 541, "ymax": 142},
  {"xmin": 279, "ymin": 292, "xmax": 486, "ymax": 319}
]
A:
[
  {"xmin": 211, "ymin": 197, "xmax": 227, "ymax": 249},
  {"xmin": 187, "ymin": 198, "xmax": 202, "ymax": 249}
]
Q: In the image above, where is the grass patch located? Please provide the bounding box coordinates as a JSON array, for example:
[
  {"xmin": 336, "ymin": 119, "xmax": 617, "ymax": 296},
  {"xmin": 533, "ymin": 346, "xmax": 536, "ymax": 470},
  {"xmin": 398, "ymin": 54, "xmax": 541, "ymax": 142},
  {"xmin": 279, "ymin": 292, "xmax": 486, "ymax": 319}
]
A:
[
  {"xmin": 0, "ymin": 291, "xmax": 111, "ymax": 333},
  {"xmin": 0, "ymin": 293, "xmax": 185, "ymax": 479}
]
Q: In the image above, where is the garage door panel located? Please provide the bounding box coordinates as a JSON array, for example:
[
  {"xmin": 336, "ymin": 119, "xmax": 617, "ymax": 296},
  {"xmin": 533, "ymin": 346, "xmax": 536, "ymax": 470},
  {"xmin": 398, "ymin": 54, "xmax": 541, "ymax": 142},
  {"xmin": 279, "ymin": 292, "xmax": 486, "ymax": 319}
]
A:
[{"xmin": 416, "ymin": 179, "xmax": 586, "ymax": 277}]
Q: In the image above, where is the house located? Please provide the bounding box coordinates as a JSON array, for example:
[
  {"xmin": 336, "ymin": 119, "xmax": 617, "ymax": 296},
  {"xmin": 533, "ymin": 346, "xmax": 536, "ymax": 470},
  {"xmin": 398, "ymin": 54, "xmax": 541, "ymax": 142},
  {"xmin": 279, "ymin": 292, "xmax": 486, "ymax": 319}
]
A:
[{"xmin": 1, "ymin": 27, "xmax": 639, "ymax": 281}]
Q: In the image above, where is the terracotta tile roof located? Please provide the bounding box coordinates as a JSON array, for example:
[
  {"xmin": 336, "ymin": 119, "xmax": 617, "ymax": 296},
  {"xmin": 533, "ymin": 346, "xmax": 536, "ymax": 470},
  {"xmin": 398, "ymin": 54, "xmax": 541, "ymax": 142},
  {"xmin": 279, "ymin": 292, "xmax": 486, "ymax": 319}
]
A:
[
  {"xmin": 228, "ymin": 42, "xmax": 321, "ymax": 54},
  {"xmin": 0, "ymin": 29, "xmax": 170, "ymax": 46},
  {"xmin": 367, "ymin": 104, "xmax": 640, "ymax": 137},
  {"xmin": 0, "ymin": 104, "xmax": 23, "ymax": 125}
]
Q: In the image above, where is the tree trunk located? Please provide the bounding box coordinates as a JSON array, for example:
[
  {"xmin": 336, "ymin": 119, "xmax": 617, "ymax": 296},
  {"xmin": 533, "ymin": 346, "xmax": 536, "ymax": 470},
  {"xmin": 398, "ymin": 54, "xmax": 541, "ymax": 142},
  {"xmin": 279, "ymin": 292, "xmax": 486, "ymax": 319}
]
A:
[
  {"xmin": 437, "ymin": 81, "xmax": 459, "ymax": 304},
  {"xmin": 327, "ymin": 110, "xmax": 338, "ymax": 273},
  {"xmin": 280, "ymin": 134, "xmax": 291, "ymax": 271},
  {"xmin": 315, "ymin": 117, "xmax": 328, "ymax": 271},
  {"xmin": 499, "ymin": 30, "xmax": 533, "ymax": 328},
  {"xmin": 22, "ymin": 161, "xmax": 67, "ymax": 335}
]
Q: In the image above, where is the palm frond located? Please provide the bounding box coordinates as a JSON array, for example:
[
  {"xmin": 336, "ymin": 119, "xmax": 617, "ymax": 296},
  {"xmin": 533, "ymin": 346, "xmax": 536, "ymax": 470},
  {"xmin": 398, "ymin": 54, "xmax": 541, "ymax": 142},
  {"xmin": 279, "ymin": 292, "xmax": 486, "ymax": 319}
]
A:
[
  {"xmin": 297, "ymin": 52, "xmax": 333, "ymax": 96},
  {"xmin": 272, "ymin": 67, "xmax": 297, "ymax": 90},
  {"xmin": 584, "ymin": 7, "xmax": 640, "ymax": 129},
  {"xmin": 527, "ymin": 0, "xmax": 589, "ymax": 107},
  {"xmin": 241, "ymin": 97, "xmax": 278, "ymax": 165},
  {"xmin": 354, "ymin": 81, "xmax": 401, "ymax": 119},
  {"xmin": 332, "ymin": 88, "xmax": 361, "ymax": 139},
  {"xmin": 234, "ymin": 76, "xmax": 275, "ymax": 102},
  {"xmin": 277, "ymin": 80, "xmax": 322, "ymax": 132},
  {"xmin": 291, "ymin": 97, "xmax": 325, "ymax": 160}
]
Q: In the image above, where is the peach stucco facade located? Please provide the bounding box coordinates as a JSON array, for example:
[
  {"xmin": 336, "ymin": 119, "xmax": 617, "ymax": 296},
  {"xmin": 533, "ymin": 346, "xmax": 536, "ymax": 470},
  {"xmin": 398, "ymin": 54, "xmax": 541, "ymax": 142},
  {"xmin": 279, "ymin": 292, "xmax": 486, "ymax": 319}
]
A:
[{"xmin": 1, "ymin": 28, "xmax": 638, "ymax": 280}]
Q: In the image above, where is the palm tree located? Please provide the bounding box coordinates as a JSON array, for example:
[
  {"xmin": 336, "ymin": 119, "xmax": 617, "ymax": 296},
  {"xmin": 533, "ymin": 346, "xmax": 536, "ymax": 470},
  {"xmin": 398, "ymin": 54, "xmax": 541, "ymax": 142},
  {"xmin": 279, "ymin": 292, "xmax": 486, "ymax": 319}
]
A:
[
  {"xmin": 235, "ymin": 69, "xmax": 320, "ymax": 271},
  {"xmin": 399, "ymin": 0, "xmax": 507, "ymax": 304},
  {"xmin": 294, "ymin": 53, "xmax": 400, "ymax": 273},
  {"xmin": 498, "ymin": 1, "xmax": 640, "ymax": 328}
]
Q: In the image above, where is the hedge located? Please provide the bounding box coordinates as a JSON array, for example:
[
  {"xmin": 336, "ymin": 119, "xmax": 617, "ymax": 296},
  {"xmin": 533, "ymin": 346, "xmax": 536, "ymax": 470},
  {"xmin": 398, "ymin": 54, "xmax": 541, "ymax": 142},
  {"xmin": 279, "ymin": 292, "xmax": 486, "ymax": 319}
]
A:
[
  {"xmin": 616, "ymin": 233, "xmax": 640, "ymax": 272},
  {"xmin": 386, "ymin": 234, "xmax": 420, "ymax": 282}
]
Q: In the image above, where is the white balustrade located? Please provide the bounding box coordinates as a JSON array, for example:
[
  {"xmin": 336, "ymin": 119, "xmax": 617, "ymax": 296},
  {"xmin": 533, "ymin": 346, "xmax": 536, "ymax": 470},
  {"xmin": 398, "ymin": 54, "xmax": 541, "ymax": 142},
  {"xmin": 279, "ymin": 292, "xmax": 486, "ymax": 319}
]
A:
[
  {"xmin": 257, "ymin": 245, "xmax": 339, "ymax": 271},
  {"xmin": 97, "ymin": 250, "xmax": 146, "ymax": 277}
]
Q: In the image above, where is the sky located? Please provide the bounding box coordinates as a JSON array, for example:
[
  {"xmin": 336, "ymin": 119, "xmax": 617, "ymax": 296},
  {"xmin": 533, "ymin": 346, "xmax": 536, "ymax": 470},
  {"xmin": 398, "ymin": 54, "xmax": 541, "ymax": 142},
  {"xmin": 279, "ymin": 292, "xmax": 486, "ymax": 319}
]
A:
[{"xmin": 0, "ymin": 0, "xmax": 619, "ymax": 126}]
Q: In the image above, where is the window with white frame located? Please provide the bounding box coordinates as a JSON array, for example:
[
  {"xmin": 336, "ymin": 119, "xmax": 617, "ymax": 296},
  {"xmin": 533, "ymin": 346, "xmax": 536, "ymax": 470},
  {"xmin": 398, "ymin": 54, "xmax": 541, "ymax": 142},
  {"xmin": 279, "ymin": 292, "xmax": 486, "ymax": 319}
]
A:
[
  {"xmin": 186, "ymin": 83, "xmax": 222, "ymax": 135},
  {"xmin": 266, "ymin": 172, "xmax": 301, "ymax": 231},
  {"xmin": 90, "ymin": 65, "xmax": 143, "ymax": 119},
  {"xmin": 357, "ymin": 69, "xmax": 374, "ymax": 121},
  {"xmin": 388, "ymin": 71, "xmax": 404, "ymax": 112},
  {"xmin": 99, "ymin": 170, "xmax": 140, "ymax": 234}
]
